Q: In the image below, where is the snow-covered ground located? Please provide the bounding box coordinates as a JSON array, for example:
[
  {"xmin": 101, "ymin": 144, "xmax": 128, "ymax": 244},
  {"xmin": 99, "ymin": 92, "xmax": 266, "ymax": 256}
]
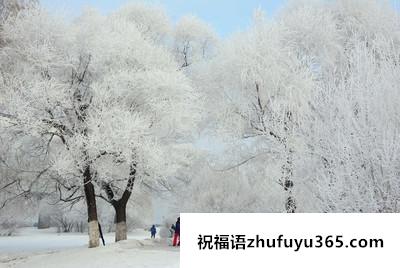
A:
[{"xmin": 0, "ymin": 228, "xmax": 179, "ymax": 268}]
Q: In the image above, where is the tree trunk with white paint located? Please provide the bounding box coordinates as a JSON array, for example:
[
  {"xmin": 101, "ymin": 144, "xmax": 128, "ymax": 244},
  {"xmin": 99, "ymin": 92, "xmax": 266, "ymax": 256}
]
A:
[
  {"xmin": 83, "ymin": 165, "xmax": 100, "ymax": 248},
  {"xmin": 103, "ymin": 162, "xmax": 136, "ymax": 242},
  {"xmin": 114, "ymin": 202, "xmax": 128, "ymax": 242}
]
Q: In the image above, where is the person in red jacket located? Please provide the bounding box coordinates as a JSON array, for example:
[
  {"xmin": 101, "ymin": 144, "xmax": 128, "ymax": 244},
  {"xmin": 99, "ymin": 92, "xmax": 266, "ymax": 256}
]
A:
[{"xmin": 172, "ymin": 217, "xmax": 180, "ymax": 246}]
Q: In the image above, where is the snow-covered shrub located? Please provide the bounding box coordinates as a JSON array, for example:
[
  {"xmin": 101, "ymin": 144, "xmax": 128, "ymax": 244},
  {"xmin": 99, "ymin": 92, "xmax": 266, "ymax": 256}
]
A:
[{"xmin": 52, "ymin": 205, "xmax": 87, "ymax": 233}]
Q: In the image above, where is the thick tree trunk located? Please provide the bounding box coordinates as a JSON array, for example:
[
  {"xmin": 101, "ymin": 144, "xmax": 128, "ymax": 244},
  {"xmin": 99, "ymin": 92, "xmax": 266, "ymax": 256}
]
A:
[
  {"xmin": 37, "ymin": 210, "xmax": 51, "ymax": 229},
  {"xmin": 87, "ymin": 220, "xmax": 100, "ymax": 248},
  {"xmin": 83, "ymin": 165, "xmax": 100, "ymax": 248},
  {"xmin": 114, "ymin": 202, "xmax": 128, "ymax": 242},
  {"xmin": 102, "ymin": 162, "xmax": 136, "ymax": 242}
]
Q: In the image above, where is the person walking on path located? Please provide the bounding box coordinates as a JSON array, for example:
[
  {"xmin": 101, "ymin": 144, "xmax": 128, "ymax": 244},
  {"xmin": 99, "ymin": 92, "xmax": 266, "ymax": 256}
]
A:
[
  {"xmin": 150, "ymin": 225, "xmax": 157, "ymax": 239},
  {"xmin": 172, "ymin": 217, "xmax": 180, "ymax": 246}
]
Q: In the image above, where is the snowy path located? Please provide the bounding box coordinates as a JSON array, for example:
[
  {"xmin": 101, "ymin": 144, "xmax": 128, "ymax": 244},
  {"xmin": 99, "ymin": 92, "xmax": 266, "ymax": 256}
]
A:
[
  {"xmin": 0, "ymin": 227, "xmax": 150, "ymax": 253},
  {"xmin": 0, "ymin": 228, "xmax": 179, "ymax": 268}
]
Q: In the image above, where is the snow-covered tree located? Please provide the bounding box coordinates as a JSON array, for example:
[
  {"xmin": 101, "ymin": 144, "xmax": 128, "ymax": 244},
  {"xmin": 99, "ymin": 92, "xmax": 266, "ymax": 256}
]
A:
[
  {"xmin": 111, "ymin": 2, "xmax": 171, "ymax": 44},
  {"xmin": 0, "ymin": 6, "xmax": 201, "ymax": 246},
  {"xmin": 0, "ymin": 0, "xmax": 37, "ymax": 23},
  {"xmin": 298, "ymin": 0, "xmax": 400, "ymax": 212},
  {"xmin": 173, "ymin": 15, "xmax": 218, "ymax": 68},
  {"xmin": 183, "ymin": 0, "xmax": 400, "ymax": 214},
  {"xmin": 200, "ymin": 10, "xmax": 315, "ymax": 212},
  {"xmin": 0, "ymin": 0, "xmax": 36, "ymax": 46}
]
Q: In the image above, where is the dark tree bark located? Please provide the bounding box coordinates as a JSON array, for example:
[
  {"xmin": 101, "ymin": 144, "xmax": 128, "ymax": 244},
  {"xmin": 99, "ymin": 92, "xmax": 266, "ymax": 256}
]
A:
[
  {"xmin": 282, "ymin": 111, "xmax": 296, "ymax": 213},
  {"xmin": 98, "ymin": 223, "xmax": 105, "ymax": 246},
  {"xmin": 103, "ymin": 162, "xmax": 136, "ymax": 242},
  {"xmin": 83, "ymin": 165, "xmax": 100, "ymax": 247},
  {"xmin": 283, "ymin": 150, "xmax": 296, "ymax": 213},
  {"xmin": 113, "ymin": 199, "xmax": 128, "ymax": 242}
]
